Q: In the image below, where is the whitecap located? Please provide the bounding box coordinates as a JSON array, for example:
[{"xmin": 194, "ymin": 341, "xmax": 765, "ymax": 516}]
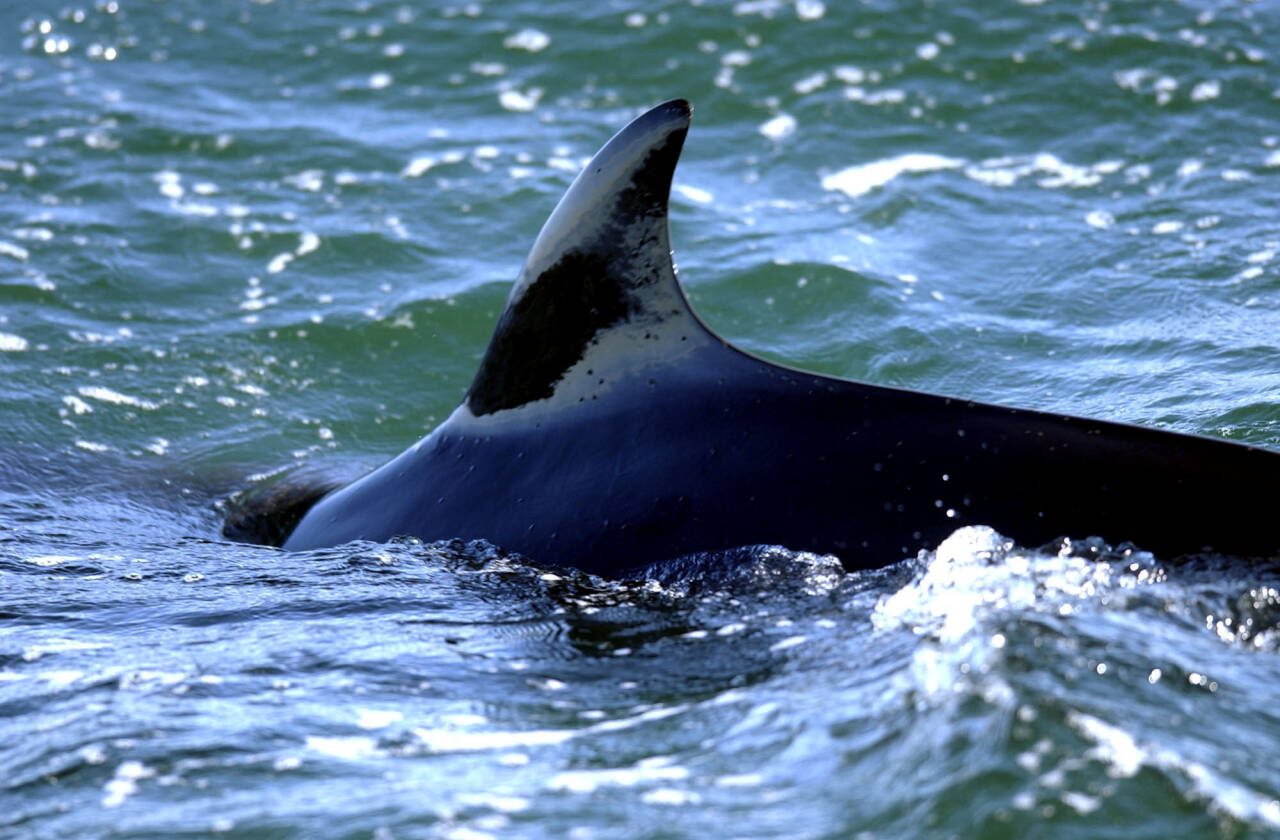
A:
[
  {"xmin": 503, "ymin": 29, "xmax": 549, "ymax": 52},
  {"xmin": 356, "ymin": 709, "xmax": 404, "ymax": 730},
  {"xmin": 1085, "ymin": 210, "xmax": 1115, "ymax": 230},
  {"xmin": 267, "ymin": 252, "xmax": 294, "ymax": 273},
  {"xmin": 0, "ymin": 332, "xmax": 29, "ymax": 351},
  {"xmin": 549, "ymin": 758, "xmax": 689, "ymax": 794},
  {"xmin": 402, "ymin": 156, "xmax": 436, "ymax": 178},
  {"xmin": 77, "ymin": 385, "xmax": 158, "ymax": 410},
  {"xmin": 412, "ymin": 727, "xmax": 574, "ymax": 753},
  {"xmin": 498, "ymin": 88, "xmax": 542, "ymax": 112},
  {"xmin": 759, "ymin": 113, "xmax": 796, "ymax": 140},
  {"xmin": 793, "ymin": 71, "xmax": 827, "ymax": 94},
  {"xmin": 0, "ymin": 241, "xmax": 30, "ymax": 262},
  {"xmin": 1190, "ymin": 80, "xmax": 1221, "ymax": 102},
  {"xmin": 821, "ymin": 153, "xmax": 963, "ymax": 198},
  {"xmin": 673, "ymin": 184, "xmax": 713, "ymax": 204},
  {"xmin": 305, "ymin": 735, "xmax": 378, "ymax": 760},
  {"xmin": 102, "ymin": 760, "xmax": 154, "ymax": 808},
  {"xmin": 795, "ymin": 0, "xmax": 824, "ymax": 20},
  {"xmin": 296, "ymin": 231, "xmax": 320, "ymax": 256}
]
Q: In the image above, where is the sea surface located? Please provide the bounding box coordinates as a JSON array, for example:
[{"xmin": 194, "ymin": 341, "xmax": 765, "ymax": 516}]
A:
[{"xmin": 3, "ymin": 1, "xmax": 1280, "ymax": 837}]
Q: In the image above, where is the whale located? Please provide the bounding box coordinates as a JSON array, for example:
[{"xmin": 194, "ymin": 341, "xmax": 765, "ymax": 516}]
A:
[{"xmin": 228, "ymin": 99, "xmax": 1280, "ymax": 574}]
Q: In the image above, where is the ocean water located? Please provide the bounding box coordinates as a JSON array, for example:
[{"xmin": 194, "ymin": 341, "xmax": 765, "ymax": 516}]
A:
[{"xmin": 3, "ymin": 0, "xmax": 1280, "ymax": 837}]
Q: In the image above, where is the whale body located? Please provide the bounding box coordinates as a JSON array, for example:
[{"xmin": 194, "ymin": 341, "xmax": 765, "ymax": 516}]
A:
[{"xmin": 246, "ymin": 99, "xmax": 1279, "ymax": 573}]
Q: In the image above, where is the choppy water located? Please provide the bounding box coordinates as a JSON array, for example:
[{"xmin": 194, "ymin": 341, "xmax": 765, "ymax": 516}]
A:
[{"xmin": 3, "ymin": 1, "xmax": 1280, "ymax": 837}]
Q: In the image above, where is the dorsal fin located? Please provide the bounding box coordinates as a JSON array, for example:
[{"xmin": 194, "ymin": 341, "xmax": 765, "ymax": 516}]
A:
[{"xmin": 465, "ymin": 99, "xmax": 709, "ymax": 416}]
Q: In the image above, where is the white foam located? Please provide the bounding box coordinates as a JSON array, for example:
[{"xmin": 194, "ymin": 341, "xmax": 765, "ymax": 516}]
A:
[
  {"xmin": 456, "ymin": 793, "xmax": 531, "ymax": 813},
  {"xmin": 834, "ymin": 65, "xmax": 865, "ymax": 84},
  {"xmin": 1068, "ymin": 711, "xmax": 1280, "ymax": 829},
  {"xmin": 266, "ymin": 252, "xmax": 294, "ymax": 273},
  {"xmin": 0, "ymin": 332, "xmax": 29, "ymax": 351},
  {"xmin": 549, "ymin": 757, "xmax": 688, "ymax": 794},
  {"xmin": 964, "ymin": 153, "xmax": 1114, "ymax": 189},
  {"xmin": 844, "ymin": 87, "xmax": 906, "ymax": 105},
  {"xmin": 26, "ymin": 555, "xmax": 75, "ymax": 567},
  {"xmin": 1068, "ymin": 712, "xmax": 1143, "ymax": 776},
  {"xmin": 793, "ymin": 71, "xmax": 828, "ymax": 94},
  {"xmin": 759, "ymin": 113, "xmax": 796, "ymax": 140},
  {"xmin": 0, "ymin": 241, "xmax": 30, "ymax": 262},
  {"xmin": 153, "ymin": 170, "xmax": 183, "ymax": 198},
  {"xmin": 642, "ymin": 788, "xmax": 701, "ymax": 805},
  {"xmin": 795, "ymin": 0, "xmax": 825, "ymax": 20},
  {"xmin": 102, "ymin": 760, "xmax": 154, "ymax": 808},
  {"xmin": 498, "ymin": 88, "xmax": 542, "ymax": 112},
  {"xmin": 768, "ymin": 635, "xmax": 807, "ymax": 652},
  {"xmin": 673, "ymin": 184, "xmax": 713, "ymax": 204},
  {"xmin": 715, "ymin": 773, "xmax": 763, "ymax": 787},
  {"xmin": 305, "ymin": 735, "xmax": 378, "ymax": 760},
  {"xmin": 356, "ymin": 709, "xmax": 403, "ymax": 730},
  {"xmin": 1085, "ymin": 210, "xmax": 1115, "ymax": 230},
  {"xmin": 874, "ymin": 526, "xmax": 1133, "ymax": 642},
  {"xmin": 503, "ymin": 29, "xmax": 549, "ymax": 52},
  {"xmin": 1190, "ymin": 80, "xmax": 1221, "ymax": 102},
  {"xmin": 733, "ymin": 1, "xmax": 783, "ymax": 17},
  {"xmin": 412, "ymin": 727, "xmax": 574, "ymax": 752},
  {"xmin": 283, "ymin": 169, "xmax": 323, "ymax": 192},
  {"xmin": 402, "ymin": 156, "xmax": 436, "ymax": 178},
  {"xmin": 77, "ymin": 385, "xmax": 159, "ymax": 410},
  {"xmin": 821, "ymin": 153, "xmax": 963, "ymax": 198}
]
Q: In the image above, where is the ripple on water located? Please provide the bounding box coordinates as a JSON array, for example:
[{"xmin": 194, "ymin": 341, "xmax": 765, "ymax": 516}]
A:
[{"xmin": 4, "ymin": 1, "xmax": 1280, "ymax": 837}]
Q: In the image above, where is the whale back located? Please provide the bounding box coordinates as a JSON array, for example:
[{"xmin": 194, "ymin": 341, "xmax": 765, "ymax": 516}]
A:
[{"xmin": 271, "ymin": 100, "xmax": 1280, "ymax": 571}]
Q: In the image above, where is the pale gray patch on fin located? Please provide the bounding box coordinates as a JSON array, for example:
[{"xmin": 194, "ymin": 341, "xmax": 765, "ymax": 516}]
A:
[{"xmin": 466, "ymin": 99, "xmax": 711, "ymax": 416}]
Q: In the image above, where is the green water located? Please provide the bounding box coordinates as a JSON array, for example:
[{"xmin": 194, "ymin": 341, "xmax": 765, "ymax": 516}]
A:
[{"xmin": 3, "ymin": 1, "xmax": 1280, "ymax": 838}]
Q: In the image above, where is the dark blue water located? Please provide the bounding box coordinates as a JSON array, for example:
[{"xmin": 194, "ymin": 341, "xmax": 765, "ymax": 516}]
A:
[{"xmin": 4, "ymin": 1, "xmax": 1280, "ymax": 837}]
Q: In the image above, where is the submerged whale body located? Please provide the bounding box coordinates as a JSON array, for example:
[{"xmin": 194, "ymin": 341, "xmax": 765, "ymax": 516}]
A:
[{"xmin": 237, "ymin": 99, "xmax": 1280, "ymax": 573}]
